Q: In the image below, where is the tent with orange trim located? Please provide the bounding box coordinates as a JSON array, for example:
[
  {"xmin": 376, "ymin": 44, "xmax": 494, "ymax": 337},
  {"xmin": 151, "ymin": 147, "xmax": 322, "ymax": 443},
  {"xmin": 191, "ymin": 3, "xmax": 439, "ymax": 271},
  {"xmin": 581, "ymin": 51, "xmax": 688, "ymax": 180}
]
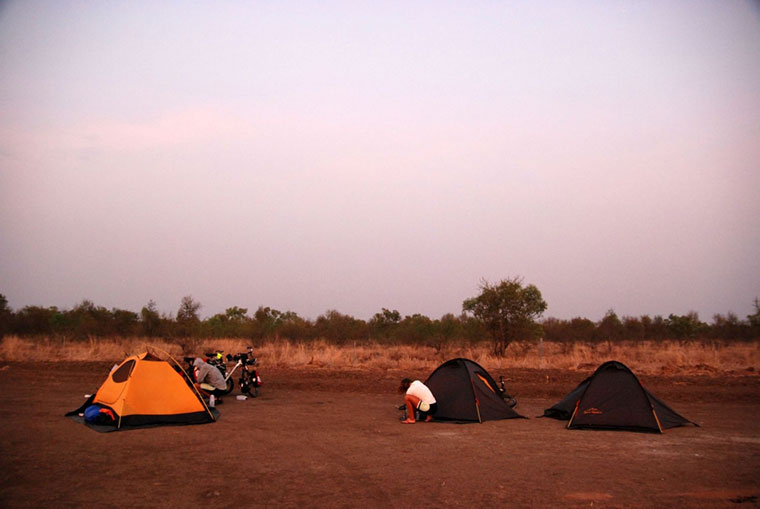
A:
[
  {"xmin": 542, "ymin": 360, "xmax": 697, "ymax": 433},
  {"xmin": 424, "ymin": 358, "xmax": 524, "ymax": 423},
  {"xmin": 66, "ymin": 352, "xmax": 217, "ymax": 431}
]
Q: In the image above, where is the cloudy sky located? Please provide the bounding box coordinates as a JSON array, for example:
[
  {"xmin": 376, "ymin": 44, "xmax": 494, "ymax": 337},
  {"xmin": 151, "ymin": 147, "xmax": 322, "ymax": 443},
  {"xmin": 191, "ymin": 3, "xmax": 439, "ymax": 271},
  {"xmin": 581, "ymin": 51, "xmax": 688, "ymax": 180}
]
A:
[{"xmin": 1, "ymin": 1, "xmax": 759, "ymax": 322}]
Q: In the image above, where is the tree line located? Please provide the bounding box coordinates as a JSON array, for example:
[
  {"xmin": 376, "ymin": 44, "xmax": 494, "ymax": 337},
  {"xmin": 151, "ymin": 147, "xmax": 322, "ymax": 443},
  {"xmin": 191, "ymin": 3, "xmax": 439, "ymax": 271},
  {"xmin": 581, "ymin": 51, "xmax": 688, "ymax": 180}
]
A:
[{"xmin": 2, "ymin": 285, "xmax": 758, "ymax": 348}]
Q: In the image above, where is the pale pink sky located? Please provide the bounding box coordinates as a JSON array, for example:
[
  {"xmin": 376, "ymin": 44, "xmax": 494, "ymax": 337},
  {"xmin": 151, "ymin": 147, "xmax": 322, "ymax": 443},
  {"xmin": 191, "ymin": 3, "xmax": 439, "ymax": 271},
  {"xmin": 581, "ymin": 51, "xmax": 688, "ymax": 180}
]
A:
[{"xmin": 1, "ymin": 1, "xmax": 759, "ymax": 321}]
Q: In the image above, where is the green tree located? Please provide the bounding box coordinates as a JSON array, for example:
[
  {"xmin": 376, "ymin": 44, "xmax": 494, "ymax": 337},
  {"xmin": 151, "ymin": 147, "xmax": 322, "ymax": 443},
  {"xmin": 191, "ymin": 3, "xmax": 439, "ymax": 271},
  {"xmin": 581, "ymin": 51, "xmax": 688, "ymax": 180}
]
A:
[
  {"xmin": 623, "ymin": 316, "xmax": 645, "ymax": 341},
  {"xmin": 253, "ymin": 306, "xmax": 283, "ymax": 339},
  {"xmin": 459, "ymin": 313, "xmax": 488, "ymax": 344},
  {"xmin": 177, "ymin": 296, "xmax": 201, "ymax": 321},
  {"xmin": 711, "ymin": 312, "xmax": 745, "ymax": 340},
  {"xmin": 69, "ymin": 299, "xmax": 112, "ymax": 338},
  {"xmin": 665, "ymin": 312, "xmax": 705, "ymax": 339},
  {"xmin": 748, "ymin": 298, "xmax": 760, "ymax": 330},
  {"xmin": 649, "ymin": 315, "xmax": 668, "ymax": 340},
  {"xmin": 15, "ymin": 305, "xmax": 58, "ymax": 335},
  {"xmin": 204, "ymin": 306, "xmax": 251, "ymax": 338},
  {"xmin": 398, "ymin": 313, "xmax": 434, "ymax": 344},
  {"xmin": 276, "ymin": 312, "xmax": 310, "ymax": 341},
  {"xmin": 462, "ymin": 277, "xmax": 547, "ymax": 356},
  {"xmin": 112, "ymin": 308, "xmax": 138, "ymax": 336},
  {"xmin": 368, "ymin": 308, "xmax": 401, "ymax": 341},
  {"xmin": 567, "ymin": 317, "xmax": 596, "ymax": 342},
  {"xmin": 596, "ymin": 309, "xmax": 624, "ymax": 342},
  {"xmin": 140, "ymin": 300, "xmax": 161, "ymax": 337},
  {"xmin": 176, "ymin": 295, "xmax": 202, "ymax": 336},
  {"xmin": 541, "ymin": 316, "xmax": 597, "ymax": 343},
  {"xmin": 436, "ymin": 313, "xmax": 461, "ymax": 347},
  {"xmin": 224, "ymin": 306, "xmax": 249, "ymax": 322},
  {"xmin": 0, "ymin": 294, "xmax": 11, "ymax": 337},
  {"xmin": 314, "ymin": 310, "xmax": 368, "ymax": 344}
]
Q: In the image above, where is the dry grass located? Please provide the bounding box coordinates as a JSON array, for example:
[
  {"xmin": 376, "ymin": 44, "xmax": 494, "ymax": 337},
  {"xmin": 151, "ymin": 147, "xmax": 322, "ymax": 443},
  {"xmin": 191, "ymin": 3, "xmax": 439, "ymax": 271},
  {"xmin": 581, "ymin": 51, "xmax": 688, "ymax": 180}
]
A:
[{"xmin": 0, "ymin": 335, "xmax": 757, "ymax": 375}]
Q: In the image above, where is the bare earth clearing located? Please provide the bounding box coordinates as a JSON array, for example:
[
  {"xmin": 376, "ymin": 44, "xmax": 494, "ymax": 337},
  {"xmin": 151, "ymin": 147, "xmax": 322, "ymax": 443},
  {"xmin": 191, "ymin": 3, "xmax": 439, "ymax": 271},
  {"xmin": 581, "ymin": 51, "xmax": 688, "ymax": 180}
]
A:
[{"xmin": 0, "ymin": 362, "xmax": 758, "ymax": 508}]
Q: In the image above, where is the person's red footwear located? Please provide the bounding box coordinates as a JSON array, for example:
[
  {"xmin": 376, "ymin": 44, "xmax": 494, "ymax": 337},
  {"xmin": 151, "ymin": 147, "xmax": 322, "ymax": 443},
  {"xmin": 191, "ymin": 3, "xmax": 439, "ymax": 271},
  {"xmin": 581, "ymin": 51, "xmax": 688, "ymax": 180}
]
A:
[
  {"xmin": 401, "ymin": 419, "xmax": 416, "ymax": 424},
  {"xmin": 425, "ymin": 416, "xmax": 433, "ymax": 422}
]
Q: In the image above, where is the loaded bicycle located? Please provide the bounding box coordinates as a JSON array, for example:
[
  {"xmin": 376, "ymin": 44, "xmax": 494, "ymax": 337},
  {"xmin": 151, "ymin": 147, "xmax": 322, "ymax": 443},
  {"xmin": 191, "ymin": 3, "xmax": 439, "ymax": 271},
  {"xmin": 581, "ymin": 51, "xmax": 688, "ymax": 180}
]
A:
[
  {"xmin": 184, "ymin": 346, "xmax": 262, "ymax": 398},
  {"xmin": 225, "ymin": 347, "xmax": 262, "ymax": 398}
]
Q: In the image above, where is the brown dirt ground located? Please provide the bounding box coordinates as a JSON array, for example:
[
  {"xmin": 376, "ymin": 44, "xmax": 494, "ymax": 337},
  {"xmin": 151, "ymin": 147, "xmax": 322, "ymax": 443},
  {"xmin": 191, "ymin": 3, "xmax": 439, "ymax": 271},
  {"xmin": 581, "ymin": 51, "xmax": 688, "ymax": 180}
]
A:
[{"xmin": 0, "ymin": 362, "xmax": 759, "ymax": 508}]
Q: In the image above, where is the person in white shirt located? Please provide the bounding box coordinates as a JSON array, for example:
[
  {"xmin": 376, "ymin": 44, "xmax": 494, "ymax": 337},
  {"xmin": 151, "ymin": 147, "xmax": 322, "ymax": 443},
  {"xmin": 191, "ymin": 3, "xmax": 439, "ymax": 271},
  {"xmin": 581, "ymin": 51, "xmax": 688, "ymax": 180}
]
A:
[{"xmin": 399, "ymin": 378, "xmax": 437, "ymax": 424}]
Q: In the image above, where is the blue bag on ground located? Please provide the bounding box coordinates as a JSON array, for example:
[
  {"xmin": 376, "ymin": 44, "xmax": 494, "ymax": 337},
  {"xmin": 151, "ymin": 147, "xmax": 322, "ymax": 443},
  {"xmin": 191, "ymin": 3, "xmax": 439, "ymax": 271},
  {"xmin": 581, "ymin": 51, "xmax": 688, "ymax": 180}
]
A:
[{"xmin": 84, "ymin": 405, "xmax": 102, "ymax": 423}]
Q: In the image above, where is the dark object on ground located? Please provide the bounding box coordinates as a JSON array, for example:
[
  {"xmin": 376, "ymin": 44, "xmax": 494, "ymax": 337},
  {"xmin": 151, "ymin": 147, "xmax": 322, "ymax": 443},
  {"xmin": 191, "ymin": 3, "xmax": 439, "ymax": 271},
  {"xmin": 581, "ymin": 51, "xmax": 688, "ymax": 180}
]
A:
[{"xmin": 729, "ymin": 495, "xmax": 758, "ymax": 504}]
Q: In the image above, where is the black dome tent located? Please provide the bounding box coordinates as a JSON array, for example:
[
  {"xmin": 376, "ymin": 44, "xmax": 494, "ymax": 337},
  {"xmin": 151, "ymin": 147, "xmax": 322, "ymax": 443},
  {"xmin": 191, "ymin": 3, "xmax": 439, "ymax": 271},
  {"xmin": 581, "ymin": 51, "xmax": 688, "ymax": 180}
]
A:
[
  {"xmin": 424, "ymin": 358, "xmax": 524, "ymax": 423},
  {"xmin": 543, "ymin": 360, "xmax": 697, "ymax": 433}
]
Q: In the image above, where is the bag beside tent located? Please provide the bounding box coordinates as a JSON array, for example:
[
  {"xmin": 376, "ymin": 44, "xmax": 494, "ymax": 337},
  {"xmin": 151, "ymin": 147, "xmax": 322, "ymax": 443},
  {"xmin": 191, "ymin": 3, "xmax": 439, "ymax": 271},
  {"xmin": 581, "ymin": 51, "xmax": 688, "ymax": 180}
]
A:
[
  {"xmin": 67, "ymin": 352, "xmax": 217, "ymax": 432},
  {"xmin": 543, "ymin": 360, "xmax": 696, "ymax": 433},
  {"xmin": 425, "ymin": 358, "xmax": 524, "ymax": 423}
]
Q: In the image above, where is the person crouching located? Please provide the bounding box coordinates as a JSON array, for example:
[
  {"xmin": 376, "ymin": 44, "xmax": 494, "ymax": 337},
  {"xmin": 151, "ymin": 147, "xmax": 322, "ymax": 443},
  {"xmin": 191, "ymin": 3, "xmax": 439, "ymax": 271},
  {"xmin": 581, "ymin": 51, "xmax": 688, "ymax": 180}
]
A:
[
  {"xmin": 399, "ymin": 378, "xmax": 437, "ymax": 424},
  {"xmin": 193, "ymin": 358, "xmax": 227, "ymax": 404}
]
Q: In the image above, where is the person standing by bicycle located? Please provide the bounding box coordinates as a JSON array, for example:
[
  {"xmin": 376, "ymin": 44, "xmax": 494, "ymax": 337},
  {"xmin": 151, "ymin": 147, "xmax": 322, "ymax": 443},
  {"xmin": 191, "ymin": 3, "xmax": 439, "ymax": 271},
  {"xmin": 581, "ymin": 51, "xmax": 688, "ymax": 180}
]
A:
[
  {"xmin": 193, "ymin": 358, "xmax": 227, "ymax": 404},
  {"xmin": 399, "ymin": 378, "xmax": 437, "ymax": 424}
]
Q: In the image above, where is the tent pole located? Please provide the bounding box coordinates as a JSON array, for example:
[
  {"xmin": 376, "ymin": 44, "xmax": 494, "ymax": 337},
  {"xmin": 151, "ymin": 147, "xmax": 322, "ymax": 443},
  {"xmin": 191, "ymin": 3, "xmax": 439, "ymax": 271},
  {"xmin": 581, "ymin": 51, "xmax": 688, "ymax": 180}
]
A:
[
  {"xmin": 567, "ymin": 400, "xmax": 580, "ymax": 428},
  {"xmin": 652, "ymin": 408, "xmax": 664, "ymax": 433},
  {"xmin": 469, "ymin": 377, "xmax": 482, "ymax": 424}
]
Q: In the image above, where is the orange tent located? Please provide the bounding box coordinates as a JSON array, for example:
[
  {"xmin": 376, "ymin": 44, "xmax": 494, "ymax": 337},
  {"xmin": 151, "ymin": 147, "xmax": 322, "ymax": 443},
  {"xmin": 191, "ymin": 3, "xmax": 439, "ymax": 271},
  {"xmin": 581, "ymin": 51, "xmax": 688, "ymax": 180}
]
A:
[{"xmin": 68, "ymin": 352, "xmax": 215, "ymax": 430}]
